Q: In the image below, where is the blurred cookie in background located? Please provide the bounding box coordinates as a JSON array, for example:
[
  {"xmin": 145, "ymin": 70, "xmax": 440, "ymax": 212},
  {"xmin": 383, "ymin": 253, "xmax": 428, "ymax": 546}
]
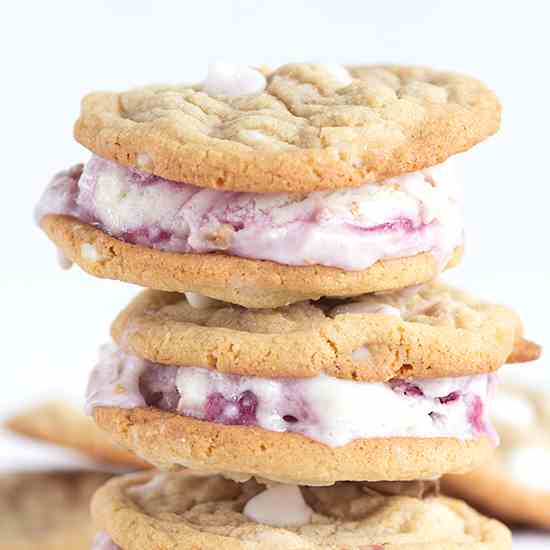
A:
[
  {"xmin": 442, "ymin": 357, "xmax": 550, "ymax": 529},
  {"xmin": 0, "ymin": 470, "xmax": 111, "ymax": 550},
  {"xmin": 5, "ymin": 401, "xmax": 148, "ymax": 470}
]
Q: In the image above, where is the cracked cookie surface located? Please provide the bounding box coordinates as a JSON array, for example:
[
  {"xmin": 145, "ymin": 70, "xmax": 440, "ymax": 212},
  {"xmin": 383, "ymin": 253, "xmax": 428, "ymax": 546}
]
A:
[
  {"xmin": 91, "ymin": 470, "xmax": 511, "ymax": 549},
  {"xmin": 75, "ymin": 64, "xmax": 500, "ymax": 192},
  {"xmin": 111, "ymin": 283, "xmax": 526, "ymax": 381}
]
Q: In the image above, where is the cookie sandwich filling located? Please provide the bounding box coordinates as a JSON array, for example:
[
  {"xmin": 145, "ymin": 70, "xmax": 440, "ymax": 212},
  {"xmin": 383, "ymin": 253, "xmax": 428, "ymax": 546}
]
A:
[
  {"xmin": 86, "ymin": 344, "xmax": 496, "ymax": 448},
  {"xmin": 36, "ymin": 152, "xmax": 462, "ymax": 272}
]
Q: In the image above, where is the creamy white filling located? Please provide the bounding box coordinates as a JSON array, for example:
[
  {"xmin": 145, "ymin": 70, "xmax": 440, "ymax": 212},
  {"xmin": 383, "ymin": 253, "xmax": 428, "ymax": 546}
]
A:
[
  {"xmin": 36, "ymin": 154, "xmax": 463, "ymax": 272},
  {"xmin": 86, "ymin": 344, "xmax": 494, "ymax": 448}
]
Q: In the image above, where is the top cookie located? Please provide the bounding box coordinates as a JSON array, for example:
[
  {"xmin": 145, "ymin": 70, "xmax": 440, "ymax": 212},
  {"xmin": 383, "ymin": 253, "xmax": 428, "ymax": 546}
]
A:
[{"xmin": 75, "ymin": 63, "xmax": 500, "ymax": 192}]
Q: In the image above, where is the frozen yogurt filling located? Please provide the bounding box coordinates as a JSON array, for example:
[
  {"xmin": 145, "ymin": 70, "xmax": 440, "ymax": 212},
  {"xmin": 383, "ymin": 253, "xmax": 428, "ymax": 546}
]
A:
[
  {"xmin": 86, "ymin": 344, "xmax": 496, "ymax": 448},
  {"xmin": 36, "ymin": 154, "xmax": 463, "ymax": 271}
]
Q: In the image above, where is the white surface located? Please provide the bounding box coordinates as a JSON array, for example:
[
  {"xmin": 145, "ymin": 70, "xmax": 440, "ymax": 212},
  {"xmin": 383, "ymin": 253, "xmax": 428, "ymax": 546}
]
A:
[{"xmin": 1, "ymin": 1, "xmax": 549, "ymax": 547}]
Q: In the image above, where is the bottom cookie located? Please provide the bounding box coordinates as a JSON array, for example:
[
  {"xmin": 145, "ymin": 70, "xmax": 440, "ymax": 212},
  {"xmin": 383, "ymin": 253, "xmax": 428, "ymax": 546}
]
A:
[
  {"xmin": 91, "ymin": 470, "xmax": 511, "ymax": 550},
  {"xmin": 0, "ymin": 470, "xmax": 111, "ymax": 550}
]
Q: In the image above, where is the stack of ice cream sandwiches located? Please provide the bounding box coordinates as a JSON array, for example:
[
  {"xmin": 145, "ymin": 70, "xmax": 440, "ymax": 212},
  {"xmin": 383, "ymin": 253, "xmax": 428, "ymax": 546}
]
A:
[{"xmin": 36, "ymin": 63, "xmax": 539, "ymax": 549}]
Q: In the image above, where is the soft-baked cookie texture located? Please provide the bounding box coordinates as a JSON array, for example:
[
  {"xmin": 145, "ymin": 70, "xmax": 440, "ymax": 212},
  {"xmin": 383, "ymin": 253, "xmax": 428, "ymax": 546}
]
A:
[
  {"xmin": 91, "ymin": 470, "xmax": 511, "ymax": 549},
  {"xmin": 93, "ymin": 406, "xmax": 494, "ymax": 485},
  {"xmin": 40, "ymin": 214, "xmax": 463, "ymax": 308},
  {"xmin": 5, "ymin": 401, "xmax": 148, "ymax": 469},
  {"xmin": 0, "ymin": 470, "xmax": 111, "ymax": 550},
  {"xmin": 75, "ymin": 63, "xmax": 500, "ymax": 193},
  {"xmin": 111, "ymin": 283, "xmax": 524, "ymax": 381}
]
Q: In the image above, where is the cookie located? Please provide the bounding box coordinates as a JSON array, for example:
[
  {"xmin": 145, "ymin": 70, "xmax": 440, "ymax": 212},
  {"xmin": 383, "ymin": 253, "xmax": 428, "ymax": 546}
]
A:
[
  {"xmin": 40, "ymin": 214, "xmax": 463, "ymax": 308},
  {"xmin": 442, "ymin": 361, "xmax": 550, "ymax": 529},
  {"xmin": 0, "ymin": 470, "xmax": 111, "ymax": 550},
  {"xmin": 5, "ymin": 401, "xmax": 148, "ymax": 469},
  {"xmin": 92, "ymin": 406, "xmax": 494, "ymax": 485},
  {"xmin": 110, "ymin": 283, "xmax": 524, "ymax": 381},
  {"xmin": 505, "ymin": 337, "xmax": 541, "ymax": 363},
  {"xmin": 75, "ymin": 63, "xmax": 500, "ymax": 193},
  {"xmin": 91, "ymin": 470, "xmax": 511, "ymax": 549},
  {"xmin": 442, "ymin": 457, "xmax": 550, "ymax": 531}
]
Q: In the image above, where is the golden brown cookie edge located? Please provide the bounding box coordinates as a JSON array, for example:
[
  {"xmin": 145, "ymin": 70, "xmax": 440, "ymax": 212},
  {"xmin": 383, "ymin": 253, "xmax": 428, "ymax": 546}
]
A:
[
  {"xmin": 74, "ymin": 66, "xmax": 500, "ymax": 193},
  {"xmin": 110, "ymin": 284, "xmax": 522, "ymax": 381},
  {"xmin": 93, "ymin": 406, "xmax": 494, "ymax": 485},
  {"xmin": 41, "ymin": 214, "xmax": 462, "ymax": 308},
  {"xmin": 91, "ymin": 470, "xmax": 511, "ymax": 550}
]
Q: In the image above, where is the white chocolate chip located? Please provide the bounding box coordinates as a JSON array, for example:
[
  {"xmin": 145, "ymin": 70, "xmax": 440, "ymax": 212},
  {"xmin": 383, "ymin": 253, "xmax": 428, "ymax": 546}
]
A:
[
  {"xmin": 128, "ymin": 473, "xmax": 169, "ymax": 500},
  {"xmin": 80, "ymin": 243, "xmax": 101, "ymax": 263},
  {"xmin": 239, "ymin": 129, "xmax": 292, "ymax": 150},
  {"xmin": 203, "ymin": 63, "xmax": 266, "ymax": 96},
  {"xmin": 244, "ymin": 485, "xmax": 313, "ymax": 527},
  {"xmin": 240, "ymin": 130, "xmax": 276, "ymax": 145},
  {"xmin": 184, "ymin": 292, "xmax": 221, "ymax": 310},
  {"xmin": 352, "ymin": 347, "xmax": 371, "ymax": 361},
  {"xmin": 334, "ymin": 300, "xmax": 402, "ymax": 317},
  {"xmin": 136, "ymin": 152, "xmax": 152, "ymax": 169},
  {"xmin": 320, "ymin": 64, "xmax": 353, "ymax": 87}
]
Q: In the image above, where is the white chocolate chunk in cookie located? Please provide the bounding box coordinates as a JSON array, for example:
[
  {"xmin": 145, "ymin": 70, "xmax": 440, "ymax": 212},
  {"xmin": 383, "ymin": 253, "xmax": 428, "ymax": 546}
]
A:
[
  {"xmin": 184, "ymin": 292, "xmax": 222, "ymax": 310},
  {"xmin": 243, "ymin": 484, "xmax": 313, "ymax": 527},
  {"xmin": 203, "ymin": 63, "xmax": 266, "ymax": 96},
  {"xmin": 319, "ymin": 63, "xmax": 353, "ymax": 87},
  {"xmin": 81, "ymin": 243, "xmax": 101, "ymax": 262}
]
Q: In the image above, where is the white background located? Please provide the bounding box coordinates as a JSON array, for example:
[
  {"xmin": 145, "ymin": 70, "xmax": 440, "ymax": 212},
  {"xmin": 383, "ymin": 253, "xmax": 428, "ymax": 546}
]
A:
[{"xmin": 1, "ymin": 1, "xmax": 549, "ymax": 547}]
